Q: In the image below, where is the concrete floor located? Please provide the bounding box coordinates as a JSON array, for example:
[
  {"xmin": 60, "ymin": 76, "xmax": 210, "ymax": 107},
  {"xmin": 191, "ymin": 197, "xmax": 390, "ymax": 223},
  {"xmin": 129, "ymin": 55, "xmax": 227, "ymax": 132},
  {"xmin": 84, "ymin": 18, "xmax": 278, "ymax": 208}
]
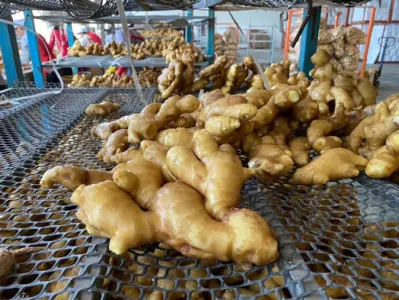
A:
[
  {"xmin": 238, "ymin": 48, "xmax": 399, "ymax": 101},
  {"xmin": 369, "ymin": 63, "xmax": 399, "ymax": 101}
]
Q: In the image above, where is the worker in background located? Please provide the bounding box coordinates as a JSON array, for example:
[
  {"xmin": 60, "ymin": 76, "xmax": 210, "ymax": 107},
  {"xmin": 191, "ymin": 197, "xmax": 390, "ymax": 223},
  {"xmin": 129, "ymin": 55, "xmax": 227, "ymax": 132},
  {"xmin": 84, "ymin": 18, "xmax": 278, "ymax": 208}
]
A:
[
  {"xmin": 114, "ymin": 24, "xmax": 144, "ymax": 76},
  {"xmin": 78, "ymin": 26, "xmax": 102, "ymax": 46},
  {"xmin": 14, "ymin": 19, "xmax": 55, "ymax": 64},
  {"xmin": 48, "ymin": 25, "xmax": 68, "ymax": 57},
  {"xmin": 114, "ymin": 24, "xmax": 144, "ymax": 46},
  {"xmin": 104, "ymin": 24, "xmax": 114, "ymax": 46}
]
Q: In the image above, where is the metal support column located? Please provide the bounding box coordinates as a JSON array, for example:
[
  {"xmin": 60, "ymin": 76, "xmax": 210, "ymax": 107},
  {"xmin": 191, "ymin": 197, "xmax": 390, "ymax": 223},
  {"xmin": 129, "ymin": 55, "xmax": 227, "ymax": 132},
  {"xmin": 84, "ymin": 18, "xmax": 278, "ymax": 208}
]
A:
[
  {"xmin": 298, "ymin": 6, "xmax": 321, "ymax": 77},
  {"xmin": 185, "ymin": 10, "xmax": 193, "ymax": 43},
  {"xmin": 24, "ymin": 10, "xmax": 44, "ymax": 88},
  {"xmin": 206, "ymin": 8, "xmax": 215, "ymax": 64},
  {"xmin": 66, "ymin": 23, "xmax": 78, "ymax": 74},
  {"xmin": 0, "ymin": 15, "xmax": 24, "ymax": 86},
  {"xmin": 100, "ymin": 25, "xmax": 106, "ymax": 46}
]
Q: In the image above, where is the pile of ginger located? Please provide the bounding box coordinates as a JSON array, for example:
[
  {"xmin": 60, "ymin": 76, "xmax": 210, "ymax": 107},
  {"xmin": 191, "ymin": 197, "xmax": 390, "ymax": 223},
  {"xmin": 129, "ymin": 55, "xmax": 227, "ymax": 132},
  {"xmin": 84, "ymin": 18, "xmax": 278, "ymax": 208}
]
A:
[{"xmin": 41, "ymin": 49, "xmax": 399, "ymax": 268}]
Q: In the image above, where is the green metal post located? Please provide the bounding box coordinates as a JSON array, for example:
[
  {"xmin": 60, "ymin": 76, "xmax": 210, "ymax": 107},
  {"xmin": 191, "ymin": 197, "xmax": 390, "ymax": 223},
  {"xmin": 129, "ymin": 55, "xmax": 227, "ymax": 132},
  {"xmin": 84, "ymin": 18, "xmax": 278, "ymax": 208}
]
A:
[{"xmin": 298, "ymin": 7, "xmax": 321, "ymax": 77}]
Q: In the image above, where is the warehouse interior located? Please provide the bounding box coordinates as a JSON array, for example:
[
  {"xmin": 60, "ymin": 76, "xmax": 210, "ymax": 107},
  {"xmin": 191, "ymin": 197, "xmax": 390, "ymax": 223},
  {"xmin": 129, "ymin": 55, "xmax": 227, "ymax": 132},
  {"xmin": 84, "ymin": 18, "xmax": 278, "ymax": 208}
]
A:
[{"xmin": 0, "ymin": 0, "xmax": 398, "ymax": 299}]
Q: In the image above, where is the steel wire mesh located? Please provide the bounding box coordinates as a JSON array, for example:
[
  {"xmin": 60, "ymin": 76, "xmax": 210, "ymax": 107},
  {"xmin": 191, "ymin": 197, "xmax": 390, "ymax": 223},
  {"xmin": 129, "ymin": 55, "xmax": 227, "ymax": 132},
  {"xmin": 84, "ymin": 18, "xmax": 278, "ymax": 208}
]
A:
[{"xmin": 0, "ymin": 87, "xmax": 398, "ymax": 300}]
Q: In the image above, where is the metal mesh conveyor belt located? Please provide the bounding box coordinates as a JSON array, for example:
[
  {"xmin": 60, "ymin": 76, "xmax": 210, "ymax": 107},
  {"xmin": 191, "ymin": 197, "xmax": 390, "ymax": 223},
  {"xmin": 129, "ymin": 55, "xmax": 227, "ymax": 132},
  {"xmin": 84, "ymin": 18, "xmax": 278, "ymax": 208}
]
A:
[{"xmin": 0, "ymin": 88, "xmax": 398, "ymax": 299}]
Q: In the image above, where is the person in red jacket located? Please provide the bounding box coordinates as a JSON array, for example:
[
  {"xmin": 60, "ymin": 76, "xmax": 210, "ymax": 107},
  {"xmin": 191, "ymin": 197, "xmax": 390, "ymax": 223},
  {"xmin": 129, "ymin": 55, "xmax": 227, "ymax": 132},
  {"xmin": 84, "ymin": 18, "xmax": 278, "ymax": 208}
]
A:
[
  {"xmin": 48, "ymin": 25, "xmax": 68, "ymax": 57},
  {"xmin": 37, "ymin": 33, "xmax": 56, "ymax": 62}
]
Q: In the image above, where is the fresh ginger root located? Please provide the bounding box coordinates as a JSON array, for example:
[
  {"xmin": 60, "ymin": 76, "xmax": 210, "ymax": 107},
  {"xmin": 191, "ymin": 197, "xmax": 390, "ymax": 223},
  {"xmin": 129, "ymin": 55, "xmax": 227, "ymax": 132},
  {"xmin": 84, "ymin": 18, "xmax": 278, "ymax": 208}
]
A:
[
  {"xmin": 242, "ymin": 90, "xmax": 274, "ymax": 108},
  {"xmin": 128, "ymin": 95, "xmax": 200, "ymax": 144},
  {"xmin": 140, "ymin": 140, "xmax": 175, "ymax": 182},
  {"xmin": 91, "ymin": 121, "xmax": 120, "ymax": 140},
  {"xmin": 365, "ymin": 130, "xmax": 399, "ymax": 178},
  {"xmin": 248, "ymin": 139, "xmax": 294, "ymax": 183},
  {"xmin": 272, "ymin": 86, "xmax": 303, "ymax": 109},
  {"xmin": 166, "ymin": 130, "xmax": 255, "ymax": 220},
  {"xmin": 197, "ymin": 95, "xmax": 257, "ymax": 126},
  {"xmin": 291, "ymin": 148, "xmax": 368, "ymax": 185},
  {"xmin": 264, "ymin": 60, "xmax": 290, "ymax": 87},
  {"xmin": 263, "ymin": 117, "xmax": 292, "ymax": 146},
  {"xmin": 97, "ymin": 129, "xmax": 129, "ymax": 163},
  {"xmin": 312, "ymin": 136, "xmax": 342, "ymax": 153},
  {"xmin": 155, "ymin": 127, "xmax": 194, "ymax": 148},
  {"xmin": 357, "ymin": 77, "xmax": 378, "ymax": 106},
  {"xmin": 311, "ymin": 49, "xmax": 331, "ymax": 67},
  {"xmin": 199, "ymin": 89, "xmax": 225, "ymax": 107},
  {"xmin": 71, "ymin": 180, "xmax": 278, "ymax": 264},
  {"xmin": 289, "ymin": 137, "xmax": 310, "ymax": 167},
  {"xmin": 0, "ymin": 247, "xmax": 44, "ymax": 277},
  {"xmin": 86, "ymin": 101, "xmax": 119, "ymax": 116},
  {"xmin": 242, "ymin": 132, "xmax": 261, "ymax": 153},
  {"xmin": 40, "ymin": 166, "xmax": 112, "ymax": 190},
  {"xmin": 358, "ymin": 101, "xmax": 399, "ymax": 159},
  {"xmin": 347, "ymin": 115, "xmax": 375, "ymax": 154},
  {"xmin": 307, "ymin": 119, "xmax": 341, "ymax": 152},
  {"xmin": 293, "ymin": 97, "xmax": 319, "ymax": 123}
]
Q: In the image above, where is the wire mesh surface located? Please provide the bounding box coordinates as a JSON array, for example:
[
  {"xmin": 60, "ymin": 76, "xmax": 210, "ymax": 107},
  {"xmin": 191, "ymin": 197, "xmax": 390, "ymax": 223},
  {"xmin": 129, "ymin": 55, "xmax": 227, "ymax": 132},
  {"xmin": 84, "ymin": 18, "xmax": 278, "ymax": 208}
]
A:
[{"xmin": 0, "ymin": 88, "xmax": 398, "ymax": 300}]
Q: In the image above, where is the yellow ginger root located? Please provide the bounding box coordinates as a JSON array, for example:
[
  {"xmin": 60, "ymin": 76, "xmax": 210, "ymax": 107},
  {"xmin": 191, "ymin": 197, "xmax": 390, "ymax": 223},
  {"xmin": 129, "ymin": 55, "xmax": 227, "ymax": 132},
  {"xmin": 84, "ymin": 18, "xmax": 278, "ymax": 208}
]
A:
[
  {"xmin": 128, "ymin": 95, "xmax": 200, "ymax": 144},
  {"xmin": 248, "ymin": 138, "xmax": 294, "ymax": 183},
  {"xmin": 242, "ymin": 132, "xmax": 261, "ymax": 153},
  {"xmin": 141, "ymin": 102, "xmax": 162, "ymax": 115},
  {"xmin": 113, "ymin": 157, "xmax": 164, "ymax": 209},
  {"xmin": 198, "ymin": 95, "xmax": 257, "ymax": 125},
  {"xmin": 291, "ymin": 148, "xmax": 368, "ymax": 185},
  {"xmin": 248, "ymin": 74, "xmax": 265, "ymax": 92},
  {"xmin": 140, "ymin": 140, "xmax": 175, "ymax": 182},
  {"xmin": 250, "ymin": 100, "xmax": 279, "ymax": 130},
  {"xmin": 264, "ymin": 60, "xmax": 290, "ymax": 87},
  {"xmin": 242, "ymin": 90, "xmax": 274, "ymax": 108},
  {"xmin": 327, "ymin": 87, "xmax": 354, "ymax": 113},
  {"xmin": 86, "ymin": 101, "xmax": 120, "ymax": 116},
  {"xmin": 166, "ymin": 113, "xmax": 196, "ymax": 128},
  {"xmin": 97, "ymin": 129, "xmax": 129, "ymax": 163},
  {"xmin": 358, "ymin": 101, "xmax": 399, "ymax": 159},
  {"xmin": 293, "ymin": 97, "xmax": 319, "ymax": 123},
  {"xmin": 311, "ymin": 63, "xmax": 334, "ymax": 81},
  {"xmin": 91, "ymin": 121, "xmax": 119, "ymax": 140},
  {"xmin": 155, "ymin": 127, "xmax": 194, "ymax": 148},
  {"xmin": 199, "ymin": 89, "xmax": 225, "ymax": 107},
  {"xmin": 214, "ymin": 122, "xmax": 255, "ymax": 146},
  {"xmin": 110, "ymin": 147, "xmax": 142, "ymax": 164},
  {"xmin": 347, "ymin": 115, "xmax": 375, "ymax": 154},
  {"xmin": 311, "ymin": 49, "xmax": 330, "ymax": 67},
  {"xmin": 308, "ymin": 80, "xmax": 332, "ymax": 103},
  {"xmin": 307, "ymin": 119, "xmax": 332, "ymax": 145},
  {"xmin": 272, "ymin": 86, "xmax": 302, "ymax": 109},
  {"xmin": 357, "ymin": 77, "xmax": 378, "ymax": 106},
  {"xmin": 221, "ymin": 63, "xmax": 238, "ymax": 94},
  {"xmin": 71, "ymin": 180, "xmax": 278, "ymax": 264},
  {"xmin": 289, "ymin": 137, "xmax": 310, "ymax": 167},
  {"xmin": 312, "ymin": 136, "xmax": 342, "ymax": 153},
  {"xmin": 264, "ymin": 117, "xmax": 292, "ymax": 146},
  {"xmin": 198, "ymin": 55, "xmax": 228, "ymax": 79},
  {"xmin": 166, "ymin": 130, "xmax": 254, "ymax": 220},
  {"xmin": 365, "ymin": 130, "xmax": 399, "ymax": 178},
  {"xmin": 40, "ymin": 166, "xmax": 112, "ymax": 190},
  {"xmin": 205, "ymin": 116, "xmax": 241, "ymax": 137},
  {"xmin": 307, "ymin": 120, "xmax": 341, "ymax": 153}
]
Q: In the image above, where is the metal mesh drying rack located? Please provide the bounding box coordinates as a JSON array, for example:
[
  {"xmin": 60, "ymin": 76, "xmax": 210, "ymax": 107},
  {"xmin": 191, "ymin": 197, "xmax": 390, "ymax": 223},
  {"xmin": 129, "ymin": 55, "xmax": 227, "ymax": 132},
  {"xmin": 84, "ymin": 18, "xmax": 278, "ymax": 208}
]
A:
[{"xmin": 0, "ymin": 86, "xmax": 398, "ymax": 300}]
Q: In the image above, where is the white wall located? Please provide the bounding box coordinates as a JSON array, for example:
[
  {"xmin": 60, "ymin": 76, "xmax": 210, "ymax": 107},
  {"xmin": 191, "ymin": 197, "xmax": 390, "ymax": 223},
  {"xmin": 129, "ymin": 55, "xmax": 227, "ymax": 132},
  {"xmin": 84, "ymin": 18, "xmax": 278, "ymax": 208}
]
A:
[{"xmin": 135, "ymin": 9, "xmax": 283, "ymax": 48}]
